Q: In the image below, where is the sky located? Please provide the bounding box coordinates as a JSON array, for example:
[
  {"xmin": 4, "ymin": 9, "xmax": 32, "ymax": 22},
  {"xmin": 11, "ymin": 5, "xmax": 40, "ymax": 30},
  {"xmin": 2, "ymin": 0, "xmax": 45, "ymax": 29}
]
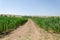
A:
[{"xmin": 0, "ymin": 0, "xmax": 60, "ymax": 16}]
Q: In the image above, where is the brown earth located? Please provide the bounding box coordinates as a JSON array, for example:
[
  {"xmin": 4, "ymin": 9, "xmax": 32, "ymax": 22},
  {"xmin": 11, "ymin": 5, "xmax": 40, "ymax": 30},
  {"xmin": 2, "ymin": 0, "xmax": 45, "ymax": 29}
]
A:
[{"xmin": 0, "ymin": 19, "xmax": 60, "ymax": 40}]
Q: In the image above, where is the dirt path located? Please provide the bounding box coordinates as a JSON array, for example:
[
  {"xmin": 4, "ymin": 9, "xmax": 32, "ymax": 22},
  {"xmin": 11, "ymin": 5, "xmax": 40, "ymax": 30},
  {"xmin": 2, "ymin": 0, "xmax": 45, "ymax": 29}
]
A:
[{"xmin": 0, "ymin": 19, "xmax": 60, "ymax": 40}]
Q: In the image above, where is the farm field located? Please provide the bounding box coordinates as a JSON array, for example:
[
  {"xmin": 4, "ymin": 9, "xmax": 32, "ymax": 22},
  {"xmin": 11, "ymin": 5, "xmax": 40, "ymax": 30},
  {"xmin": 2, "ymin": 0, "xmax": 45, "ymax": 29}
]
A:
[
  {"xmin": 0, "ymin": 15, "xmax": 28, "ymax": 37},
  {"xmin": 32, "ymin": 17, "xmax": 60, "ymax": 33},
  {"xmin": 0, "ymin": 18, "xmax": 60, "ymax": 40},
  {"xmin": 0, "ymin": 16, "xmax": 60, "ymax": 40},
  {"xmin": 1, "ymin": 0, "xmax": 60, "ymax": 40}
]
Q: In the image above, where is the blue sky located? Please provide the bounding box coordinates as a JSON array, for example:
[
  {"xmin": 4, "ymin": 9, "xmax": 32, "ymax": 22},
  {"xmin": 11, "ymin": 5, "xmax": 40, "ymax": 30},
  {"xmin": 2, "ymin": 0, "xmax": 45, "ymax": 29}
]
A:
[{"xmin": 0, "ymin": 0, "xmax": 60, "ymax": 16}]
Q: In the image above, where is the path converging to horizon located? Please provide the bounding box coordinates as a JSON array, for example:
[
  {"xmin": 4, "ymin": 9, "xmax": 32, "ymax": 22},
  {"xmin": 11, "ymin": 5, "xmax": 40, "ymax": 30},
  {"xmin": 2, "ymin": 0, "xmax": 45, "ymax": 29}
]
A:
[{"xmin": 0, "ymin": 19, "xmax": 60, "ymax": 40}]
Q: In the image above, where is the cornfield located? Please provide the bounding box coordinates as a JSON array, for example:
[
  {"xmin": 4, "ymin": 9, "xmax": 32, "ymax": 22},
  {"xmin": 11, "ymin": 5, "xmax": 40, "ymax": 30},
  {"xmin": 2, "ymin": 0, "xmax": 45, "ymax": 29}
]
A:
[
  {"xmin": 32, "ymin": 17, "xmax": 60, "ymax": 33},
  {"xmin": 0, "ymin": 15, "xmax": 28, "ymax": 34}
]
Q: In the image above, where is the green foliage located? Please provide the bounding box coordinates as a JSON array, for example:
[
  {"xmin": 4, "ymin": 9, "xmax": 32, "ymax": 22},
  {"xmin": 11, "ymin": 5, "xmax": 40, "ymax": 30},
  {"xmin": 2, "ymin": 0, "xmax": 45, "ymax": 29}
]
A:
[
  {"xmin": 32, "ymin": 17, "xmax": 60, "ymax": 33},
  {"xmin": 0, "ymin": 15, "xmax": 28, "ymax": 34}
]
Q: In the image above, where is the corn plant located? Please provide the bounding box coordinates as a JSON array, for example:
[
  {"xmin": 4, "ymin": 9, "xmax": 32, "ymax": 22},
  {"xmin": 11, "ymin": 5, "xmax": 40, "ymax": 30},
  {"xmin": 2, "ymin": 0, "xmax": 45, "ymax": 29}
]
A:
[
  {"xmin": 32, "ymin": 17, "xmax": 60, "ymax": 33},
  {"xmin": 0, "ymin": 15, "xmax": 28, "ymax": 34}
]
